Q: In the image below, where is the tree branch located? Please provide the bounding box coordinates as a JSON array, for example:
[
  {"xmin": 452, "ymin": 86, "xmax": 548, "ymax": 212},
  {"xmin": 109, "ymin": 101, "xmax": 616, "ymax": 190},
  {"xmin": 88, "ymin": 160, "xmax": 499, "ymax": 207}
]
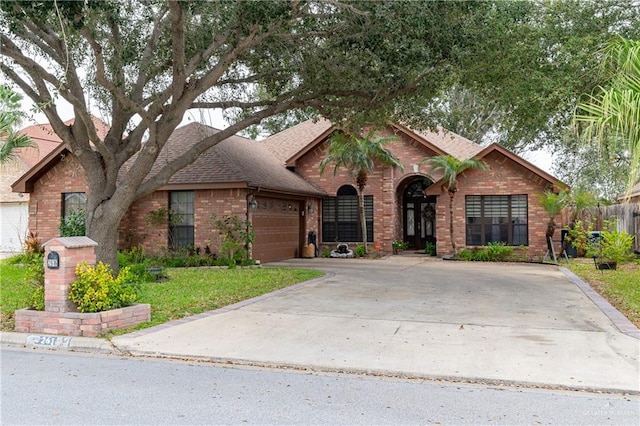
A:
[{"xmin": 169, "ymin": 1, "xmax": 186, "ymax": 101}]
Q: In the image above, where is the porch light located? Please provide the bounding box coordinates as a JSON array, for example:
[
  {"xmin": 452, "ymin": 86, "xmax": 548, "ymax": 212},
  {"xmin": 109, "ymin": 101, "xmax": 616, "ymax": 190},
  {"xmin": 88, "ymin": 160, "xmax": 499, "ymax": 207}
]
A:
[{"xmin": 248, "ymin": 196, "xmax": 258, "ymax": 211}]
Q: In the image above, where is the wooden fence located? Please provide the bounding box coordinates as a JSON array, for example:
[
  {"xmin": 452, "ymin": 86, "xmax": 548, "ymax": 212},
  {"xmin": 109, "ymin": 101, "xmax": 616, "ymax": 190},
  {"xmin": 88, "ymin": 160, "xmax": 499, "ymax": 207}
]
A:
[
  {"xmin": 597, "ymin": 203, "xmax": 640, "ymax": 253},
  {"xmin": 561, "ymin": 202, "xmax": 640, "ymax": 253}
]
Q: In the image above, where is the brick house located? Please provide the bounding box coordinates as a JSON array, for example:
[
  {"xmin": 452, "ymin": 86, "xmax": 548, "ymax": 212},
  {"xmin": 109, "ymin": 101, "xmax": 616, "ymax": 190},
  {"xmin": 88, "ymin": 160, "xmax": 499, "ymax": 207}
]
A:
[
  {"xmin": 1, "ymin": 118, "xmax": 108, "ymax": 256},
  {"xmin": 12, "ymin": 119, "xmax": 568, "ymax": 262}
]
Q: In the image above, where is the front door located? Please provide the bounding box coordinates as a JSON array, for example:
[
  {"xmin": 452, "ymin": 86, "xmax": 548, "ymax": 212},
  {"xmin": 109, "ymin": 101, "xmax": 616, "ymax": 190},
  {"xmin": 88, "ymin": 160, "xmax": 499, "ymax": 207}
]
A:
[{"xmin": 403, "ymin": 180, "xmax": 436, "ymax": 252}]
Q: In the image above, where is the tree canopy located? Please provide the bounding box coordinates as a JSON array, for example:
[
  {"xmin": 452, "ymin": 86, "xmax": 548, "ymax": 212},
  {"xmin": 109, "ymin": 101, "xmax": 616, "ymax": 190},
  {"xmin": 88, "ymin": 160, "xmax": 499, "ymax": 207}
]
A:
[
  {"xmin": 0, "ymin": 0, "xmax": 489, "ymax": 267},
  {"xmin": 421, "ymin": 0, "xmax": 640, "ymax": 154},
  {"xmin": 2, "ymin": 0, "xmax": 639, "ymax": 267}
]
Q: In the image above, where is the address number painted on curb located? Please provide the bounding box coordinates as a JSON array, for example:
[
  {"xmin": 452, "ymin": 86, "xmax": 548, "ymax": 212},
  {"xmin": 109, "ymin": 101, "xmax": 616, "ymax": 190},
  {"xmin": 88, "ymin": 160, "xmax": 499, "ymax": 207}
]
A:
[{"xmin": 26, "ymin": 335, "xmax": 72, "ymax": 348}]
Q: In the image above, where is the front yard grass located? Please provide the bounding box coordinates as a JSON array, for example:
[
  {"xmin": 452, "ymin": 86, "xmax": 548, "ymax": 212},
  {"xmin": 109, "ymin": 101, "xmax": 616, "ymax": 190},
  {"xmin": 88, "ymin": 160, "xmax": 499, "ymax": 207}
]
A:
[
  {"xmin": 0, "ymin": 261, "xmax": 35, "ymax": 331},
  {"xmin": 567, "ymin": 259, "xmax": 640, "ymax": 328},
  {"xmin": 0, "ymin": 259, "xmax": 323, "ymax": 334}
]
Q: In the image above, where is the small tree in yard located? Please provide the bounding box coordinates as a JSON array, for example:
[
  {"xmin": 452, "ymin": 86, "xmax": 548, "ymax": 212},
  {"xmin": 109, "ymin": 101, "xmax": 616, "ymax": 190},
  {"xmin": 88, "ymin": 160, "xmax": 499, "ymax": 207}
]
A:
[
  {"xmin": 421, "ymin": 155, "xmax": 487, "ymax": 257},
  {"xmin": 211, "ymin": 214, "xmax": 254, "ymax": 266},
  {"xmin": 319, "ymin": 130, "xmax": 403, "ymax": 254},
  {"xmin": 537, "ymin": 190, "xmax": 567, "ymax": 254}
]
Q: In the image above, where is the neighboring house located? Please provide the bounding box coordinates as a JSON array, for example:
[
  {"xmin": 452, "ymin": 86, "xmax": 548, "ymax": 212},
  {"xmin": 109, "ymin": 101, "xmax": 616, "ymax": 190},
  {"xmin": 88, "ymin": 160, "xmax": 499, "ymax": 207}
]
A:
[
  {"xmin": 0, "ymin": 122, "xmax": 62, "ymax": 256},
  {"xmin": 12, "ymin": 119, "xmax": 568, "ymax": 262},
  {"xmin": 622, "ymin": 182, "xmax": 640, "ymax": 204}
]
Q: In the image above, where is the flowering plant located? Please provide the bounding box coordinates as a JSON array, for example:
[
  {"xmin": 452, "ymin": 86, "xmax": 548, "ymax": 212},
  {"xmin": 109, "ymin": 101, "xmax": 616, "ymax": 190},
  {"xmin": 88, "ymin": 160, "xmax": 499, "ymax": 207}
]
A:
[{"xmin": 392, "ymin": 241, "xmax": 408, "ymax": 250}]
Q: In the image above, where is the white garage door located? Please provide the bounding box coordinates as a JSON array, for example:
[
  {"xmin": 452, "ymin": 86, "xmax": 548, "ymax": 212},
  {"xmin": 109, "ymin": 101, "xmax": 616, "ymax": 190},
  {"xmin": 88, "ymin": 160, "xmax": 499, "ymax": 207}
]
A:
[{"xmin": 0, "ymin": 202, "xmax": 29, "ymax": 256}]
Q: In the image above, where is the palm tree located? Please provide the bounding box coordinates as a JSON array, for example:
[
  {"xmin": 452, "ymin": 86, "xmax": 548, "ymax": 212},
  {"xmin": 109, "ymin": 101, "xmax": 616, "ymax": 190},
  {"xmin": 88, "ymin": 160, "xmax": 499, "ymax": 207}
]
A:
[
  {"xmin": 537, "ymin": 190, "xmax": 567, "ymax": 255},
  {"xmin": 421, "ymin": 155, "xmax": 488, "ymax": 257},
  {"xmin": 319, "ymin": 129, "xmax": 403, "ymax": 254},
  {"xmin": 0, "ymin": 86, "xmax": 37, "ymax": 164},
  {"xmin": 574, "ymin": 36, "xmax": 640, "ymax": 194}
]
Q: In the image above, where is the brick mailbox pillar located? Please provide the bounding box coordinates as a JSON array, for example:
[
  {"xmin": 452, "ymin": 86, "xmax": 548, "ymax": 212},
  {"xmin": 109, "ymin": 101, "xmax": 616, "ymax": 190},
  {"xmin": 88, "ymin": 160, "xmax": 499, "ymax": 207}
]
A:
[
  {"xmin": 15, "ymin": 236, "xmax": 150, "ymax": 337},
  {"xmin": 43, "ymin": 236, "xmax": 98, "ymax": 313}
]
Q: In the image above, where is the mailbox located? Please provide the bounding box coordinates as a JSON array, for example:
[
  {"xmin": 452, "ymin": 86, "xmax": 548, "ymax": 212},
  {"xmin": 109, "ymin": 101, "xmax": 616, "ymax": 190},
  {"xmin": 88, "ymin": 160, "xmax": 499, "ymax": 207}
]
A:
[{"xmin": 47, "ymin": 251, "xmax": 60, "ymax": 269}]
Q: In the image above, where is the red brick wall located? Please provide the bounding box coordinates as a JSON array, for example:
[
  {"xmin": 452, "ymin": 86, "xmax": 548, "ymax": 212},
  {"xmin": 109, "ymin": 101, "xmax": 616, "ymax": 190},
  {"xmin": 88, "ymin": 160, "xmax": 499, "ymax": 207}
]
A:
[
  {"xmin": 28, "ymin": 153, "xmax": 252, "ymax": 257},
  {"xmin": 15, "ymin": 304, "xmax": 151, "ymax": 337},
  {"xmin": 294, "ymin": 128, "xmax": 444, "ymax": 253},
  {"xmin": 28, "ymin": 154, "xmax": 89, "ymax": 243},
  {"xmin": 294, "ymin": 128, "xmax": 557, "ymax": 258},
  {"xmin": 431, "ymin": 151, "xmax": 557, "ymax": 258},
  {"xmin": 28, "ymin": 137, "xmax": 559, "ymax": 261},
  {"xmin": 122, "ymin": 188, "xmax": 248, "ymax": 256}
]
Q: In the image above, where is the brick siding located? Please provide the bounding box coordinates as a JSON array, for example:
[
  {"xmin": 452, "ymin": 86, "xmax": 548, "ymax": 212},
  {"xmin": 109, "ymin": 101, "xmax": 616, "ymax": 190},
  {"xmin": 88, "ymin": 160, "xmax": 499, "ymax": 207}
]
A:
[
  {"xmin": 26, "ymin": 132, "xmax": 560, "ymax": 261},
  {"xmin": 14, "ymin": 304, "xmax": 151, "ymax": 337},
  {"xmin": 294, "ymin": 129, "xmax": 558, "ymax": 259}
]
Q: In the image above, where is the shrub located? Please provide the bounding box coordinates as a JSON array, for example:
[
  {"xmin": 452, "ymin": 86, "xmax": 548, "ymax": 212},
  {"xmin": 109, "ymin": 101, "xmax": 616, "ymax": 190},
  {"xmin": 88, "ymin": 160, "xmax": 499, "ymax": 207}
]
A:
[
  {"xmin": 589, "ymin": 220, "xmax": 635, "ymax": 266},
  {"xmin": 22, "ymin": 252, "xmax": 45, "ymax": 310},
  {"xmin": 211, "ymin": 214, "xmax": 255, "ymax": 265},
  {"xmin": 69, "ymin": 262, "xmax": 138, "ymax": 313},
  {"xmin": 118, "ymin": 246, "xmax": 160, "ymax": 282},
  {"xmin": 354, "ymin": 243, "xmax": 366, "ymax": 258},
  {"xmin": 458, "ymin": 243, "xmax": 514, "ymax": 262},
  {"xmin": 23, "ymin": 231, "xmax": 44, "ymax": 256},
  {"xmin": 59, "ymin": 210, "xmax": 86, "ymax": 237},
  {"xmin": 392, "ymin": 241, "xmax": 408, "ymax": 250},
  {"xmin": 485, "ymin": 242, "xmax": 513, "ymax": 261},
  {"xmin": 424, "ymin": 241, "xmax": 436, "ymax": 256},
  {"xmin": 567, "ymin": 220, "xmax": 594, "ymax": 255}
]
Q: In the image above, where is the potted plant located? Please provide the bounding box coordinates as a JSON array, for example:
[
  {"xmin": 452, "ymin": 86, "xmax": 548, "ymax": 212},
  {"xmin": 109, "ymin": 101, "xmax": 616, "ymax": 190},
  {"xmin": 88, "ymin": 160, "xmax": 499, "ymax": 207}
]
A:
[
  {"xmin": 424, "ymin": 241, "xmax": 436, "ymax": 256},
  {"xmin": 392, "ymin": 241, "xmax": 408, "ymax": 254},
  {"xmin": 588, "ymin": 220, "xmax": 635, "ymax": 270}
]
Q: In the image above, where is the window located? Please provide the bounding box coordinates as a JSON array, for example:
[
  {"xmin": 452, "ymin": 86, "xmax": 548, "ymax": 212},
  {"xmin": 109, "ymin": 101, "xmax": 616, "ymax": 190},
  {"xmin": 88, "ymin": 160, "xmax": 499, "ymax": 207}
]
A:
[
  {"xmin": 322, "ymin": 185, "xmax": 373, "ymax": 242},
  {"xmin": 169, "ymin": 191, "xmax": 195, "ymax": 249},
  {"xmin": 62, "ymin": 192, "xmax": 86, "ymax": 217},
  {"xmin": 466, "ymin": 195, "xmax": 528, "ymax": 246}
]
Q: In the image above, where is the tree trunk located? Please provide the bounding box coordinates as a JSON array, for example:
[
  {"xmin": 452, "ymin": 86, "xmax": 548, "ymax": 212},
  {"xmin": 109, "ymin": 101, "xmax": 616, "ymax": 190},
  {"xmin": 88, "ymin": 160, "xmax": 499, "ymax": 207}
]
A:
[
  {"xmin": 449, "ymin": 193, "xmax": 456, "ymax": 257},
  {"xmin": 85, "ymin": 197, "xmax": 129, "ymax": 272},
  {"xmin": 88, "ymin": 219, "xmax": 120, "ymax": 271},
  {"xmin": 358, "ymin": 187, "xmax": 368, "ymax": 254}
]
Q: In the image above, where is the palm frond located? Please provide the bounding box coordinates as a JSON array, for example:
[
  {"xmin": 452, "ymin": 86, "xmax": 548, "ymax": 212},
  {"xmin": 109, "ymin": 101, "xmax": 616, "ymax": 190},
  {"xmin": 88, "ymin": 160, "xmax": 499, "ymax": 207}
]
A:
[
  {"xmin": 0, "ymin": 132, "xmax": 37, "ymax": 164},
  {"xmin": 575, "ymin": 37, "xmax": 640, "ymax": 193}
]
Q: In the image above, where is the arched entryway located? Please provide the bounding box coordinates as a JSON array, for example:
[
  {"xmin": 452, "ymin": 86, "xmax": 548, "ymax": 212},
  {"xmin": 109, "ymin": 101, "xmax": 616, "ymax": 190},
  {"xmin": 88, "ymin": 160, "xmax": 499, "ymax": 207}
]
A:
[{"xmin": 401, "ymin": 177, "xmax": 437, "ymax": 252}]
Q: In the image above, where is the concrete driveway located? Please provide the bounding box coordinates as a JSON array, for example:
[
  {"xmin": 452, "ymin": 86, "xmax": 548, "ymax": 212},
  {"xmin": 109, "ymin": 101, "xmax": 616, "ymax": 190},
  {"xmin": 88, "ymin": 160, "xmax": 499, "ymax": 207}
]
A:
[{"xmin": 112, "ymin": 257, "xmax": 640, "ymax": 393}]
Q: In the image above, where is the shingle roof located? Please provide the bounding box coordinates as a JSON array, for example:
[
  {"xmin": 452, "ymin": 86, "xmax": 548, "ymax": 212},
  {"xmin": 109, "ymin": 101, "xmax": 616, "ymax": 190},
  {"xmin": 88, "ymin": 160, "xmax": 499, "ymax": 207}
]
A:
[
  {"xmin": 261, "ymin": 118, "xmax": 333, "ymax": 164},
  {"xmin": 155, "ymin": 123, "xmax": 326, "ymax": 196},
  {"xmin": 410, "ymin": 126, "xmax": 484, "ymax": 160},
  {"xmin": 15, "ymin": 116, "xmax": 110, "ymax": 168},
  {"xmin": 262, "ymin": 119, "xmax": 485, "ymax": 165}
]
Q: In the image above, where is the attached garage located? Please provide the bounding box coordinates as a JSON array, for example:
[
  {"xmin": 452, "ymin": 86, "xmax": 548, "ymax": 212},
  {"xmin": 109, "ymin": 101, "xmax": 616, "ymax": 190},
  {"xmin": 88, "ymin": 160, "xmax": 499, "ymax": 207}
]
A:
[{"xmin": 252, "ymin": 197, "xmax": 302, "ymax": 263}]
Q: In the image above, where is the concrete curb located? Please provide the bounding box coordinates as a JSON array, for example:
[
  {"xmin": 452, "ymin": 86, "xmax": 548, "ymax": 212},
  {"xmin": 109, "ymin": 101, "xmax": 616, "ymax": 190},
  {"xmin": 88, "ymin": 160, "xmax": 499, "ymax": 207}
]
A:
[
  {"xmin": 0, "ymin": 271, "xmax": 333, "ymax": 353},
  {"xmin": 107, "ymin": 352, "xmax": 640, "ymax": 395},
  {"xmin": 0, "ymin": 331, "xmax": 119, "ymax": 354}
]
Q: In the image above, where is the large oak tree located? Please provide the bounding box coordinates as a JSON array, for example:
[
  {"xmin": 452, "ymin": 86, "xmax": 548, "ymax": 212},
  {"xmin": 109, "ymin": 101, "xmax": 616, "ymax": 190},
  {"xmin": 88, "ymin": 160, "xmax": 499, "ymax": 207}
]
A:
[{"xmin": 0, "ymin": 0, "xmax": 486, "ymax": 268}]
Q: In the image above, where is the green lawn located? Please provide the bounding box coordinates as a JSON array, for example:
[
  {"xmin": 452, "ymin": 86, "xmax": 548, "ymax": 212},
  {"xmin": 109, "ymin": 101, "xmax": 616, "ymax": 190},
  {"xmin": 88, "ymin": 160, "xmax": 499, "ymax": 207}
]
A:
[
  {"xmin": 0, "ymin": 261, "xmax": 35, "ymax": 331},
  {"xmin": 3, "ymin": 256, "xmax": 637, "ymax": 335},
  {"xmin": 0, "ymin": 259, "xmax": 323, "ymax": 334},
  {"xmin": 567, "ymin": 259, "xmax": 640, "ymax": 328}
]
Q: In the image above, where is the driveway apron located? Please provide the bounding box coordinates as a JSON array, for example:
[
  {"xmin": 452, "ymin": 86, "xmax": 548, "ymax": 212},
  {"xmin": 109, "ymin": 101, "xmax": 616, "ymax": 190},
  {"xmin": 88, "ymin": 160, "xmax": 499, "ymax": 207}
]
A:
[{"xmin": 112, "ymin": 257, "xmax": 640, "ymax": 393}]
